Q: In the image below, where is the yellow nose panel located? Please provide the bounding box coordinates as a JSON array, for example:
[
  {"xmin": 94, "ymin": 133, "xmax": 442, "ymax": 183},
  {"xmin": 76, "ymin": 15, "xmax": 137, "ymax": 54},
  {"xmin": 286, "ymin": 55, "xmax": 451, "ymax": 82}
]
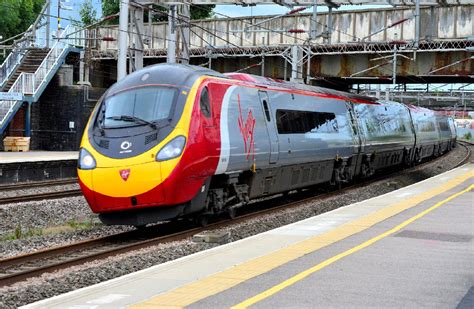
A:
[{"xmin": 90, "ymin": 161, "xmax": 162, "ymax": 197}]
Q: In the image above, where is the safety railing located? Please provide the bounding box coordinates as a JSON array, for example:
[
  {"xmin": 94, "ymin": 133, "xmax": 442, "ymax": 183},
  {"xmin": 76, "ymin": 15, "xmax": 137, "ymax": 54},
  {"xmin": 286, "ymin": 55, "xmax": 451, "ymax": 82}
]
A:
[
  {"xmin": 0, "ymin": 75, "xmax": 24, "ymax": 129},
  {"xmin": 0, "ymin": 35, "xmax": 33, "ymax": 89},
  {"xmin": 0, "ymin": 0, "xmax": 61, "ymax": 89},
  {"xmin": 30, "ymin": 26, "xmax": 84, "ymax": 98},
  {"xmin": 0, "ymin": 25, "xmax": 85, "ymax": 132}
]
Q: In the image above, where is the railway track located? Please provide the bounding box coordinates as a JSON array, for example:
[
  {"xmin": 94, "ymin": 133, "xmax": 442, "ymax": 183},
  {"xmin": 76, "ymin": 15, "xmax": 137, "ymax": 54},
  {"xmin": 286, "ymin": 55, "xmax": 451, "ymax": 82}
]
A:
[
  {"xmin": 0, "ymin": 143, "xmax": 471, "ymax": 288},
  {"xmin": 456, "ymin": 141, "xmax": 473, "ymax": 164},
  {"xmin": 0, "ymin": 178, "xmax": 77, "ymax": 191},
  {"xmin": 0, "ymin": 184, "xmax": 360, "ymax": 288},
  {"xmin": 0, "ymin": 189, "xmax": 82, "ymax": 205},
  {"xmin": 0, "ymin": 178, "xmax": 81, "ymax": 205}
]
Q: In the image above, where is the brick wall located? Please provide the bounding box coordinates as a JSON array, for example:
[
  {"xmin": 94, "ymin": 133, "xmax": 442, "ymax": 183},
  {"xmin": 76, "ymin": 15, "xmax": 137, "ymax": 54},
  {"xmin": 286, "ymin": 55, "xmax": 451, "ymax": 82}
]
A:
[
  {"xmin": 28, "ymin": 77, "xmax": 106, "ymax": 150},
  {"xmin": 3, "ymin": 76, "xmax": 106, "ymax": 151}
]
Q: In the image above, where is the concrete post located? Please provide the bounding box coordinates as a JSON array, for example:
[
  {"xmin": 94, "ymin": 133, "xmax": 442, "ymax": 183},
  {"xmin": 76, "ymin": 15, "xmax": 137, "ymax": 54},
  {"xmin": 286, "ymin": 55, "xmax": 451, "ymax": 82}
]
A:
[
  {"xmin": 415, "ymin": 0, "xmax": 420, "ymax": 48},
  {"xmin": 311, "ymin": 0, "xmax": 318, "ymax": 40},
  {"xmin": 326, "ymin": 7, "xmax": 333, "ymax": 44},
  {"xmin": 181, "ymin": 3, "xmax": 190, "ymax": 64},
  {"xmin": 306, "ymin": 46, "xmax": 312, "ymax": 83},
  {"xmin": 291, "ymin": 45, "xmax": 298, "ymax": 81},
  {"xmin": 118, "ymin": 0, "xmax": 129, "ymax": 81},
  {"xmin": 392, "ymin": 45, "xmax": 397, "ymax": 86},
  {"xmin": 24, "ymin": 102, "xmax": 31, "ymax": 137},
  {"xmin": 462, "ymin": 91, "xmax": 466, "ymax": 118},
  {"xmin": 79, "ymin": 50, "xmax": 84, "ymax": 83},
  {"xmin": 290, "ymin": 45, "xmax": 303, "ymax": 82},
  {"xmin": 132, "ymin": 5, "xmax": 144, "ymax": 71},
  {"xmin": 147, "ymin": 5, "xmax": 153, "ymax": 47},
  {"xmin": 46, "ymin": 0, "xmax": 50, "ymax": 48},
  {"xmin": 167, "ymin": 5, "xmax": 177, "ymax": 64}
]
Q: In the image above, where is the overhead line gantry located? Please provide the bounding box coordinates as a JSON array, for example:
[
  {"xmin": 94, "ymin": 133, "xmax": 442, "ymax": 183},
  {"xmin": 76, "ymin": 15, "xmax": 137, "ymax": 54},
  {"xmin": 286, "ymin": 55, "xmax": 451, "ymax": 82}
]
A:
[{"xmin": 117, "ymin": 0, "xmax": 471, "ymax": 82}]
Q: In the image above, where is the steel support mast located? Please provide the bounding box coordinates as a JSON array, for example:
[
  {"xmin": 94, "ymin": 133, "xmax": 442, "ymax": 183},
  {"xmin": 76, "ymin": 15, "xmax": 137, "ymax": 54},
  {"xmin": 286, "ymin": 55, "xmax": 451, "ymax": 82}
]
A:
[{"xmin": 118, "ymin": 0, "xmax": 129, "ymax": 81}]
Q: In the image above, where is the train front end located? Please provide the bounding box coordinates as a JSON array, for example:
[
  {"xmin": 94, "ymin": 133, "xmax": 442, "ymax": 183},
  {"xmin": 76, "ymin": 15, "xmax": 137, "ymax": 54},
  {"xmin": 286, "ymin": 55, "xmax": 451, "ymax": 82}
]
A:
[{"xmin": 77, "ymin": 64, "xmax": 211, "ymax": 226}]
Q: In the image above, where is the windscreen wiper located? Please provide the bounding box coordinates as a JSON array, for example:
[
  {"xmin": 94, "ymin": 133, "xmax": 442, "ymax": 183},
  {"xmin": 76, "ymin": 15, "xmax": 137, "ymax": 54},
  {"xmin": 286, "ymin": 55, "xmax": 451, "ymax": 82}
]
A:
[
  {"xmin": 106, "ymin": 115, "xmax": 157, "ymax": 129},
  {"xmin": 97, "ymin": 119, "xmax": 105, "ymax": 136}
]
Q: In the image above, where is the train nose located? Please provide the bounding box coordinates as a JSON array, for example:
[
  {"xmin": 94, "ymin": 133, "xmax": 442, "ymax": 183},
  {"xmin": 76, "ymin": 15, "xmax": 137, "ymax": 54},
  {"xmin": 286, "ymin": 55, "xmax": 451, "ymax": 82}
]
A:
[
  {"xmin": 77, "ymin": 159, "xmax": 167, "ymax": 213},
  {"xmin": 90, "ymin": 162, "xmax": 164, "ymax": 201}
]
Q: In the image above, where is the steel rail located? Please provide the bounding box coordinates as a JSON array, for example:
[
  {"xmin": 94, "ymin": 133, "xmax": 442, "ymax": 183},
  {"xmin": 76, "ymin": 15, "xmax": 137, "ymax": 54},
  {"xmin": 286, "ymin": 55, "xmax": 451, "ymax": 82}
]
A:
[
  {"xmin": 456, "ymin": 141, "xmax": 473, "ymax": 165},
  {"xmin": 0, "ymin": 178, "xmax": 77, "ymax": 191},
  {"xmin": 0, "ymin": 189, "xmax": 83, "ymax": 205},
  {"xmin": 0, "ymin": 142, "xmax": 470, "ymax": 287}
]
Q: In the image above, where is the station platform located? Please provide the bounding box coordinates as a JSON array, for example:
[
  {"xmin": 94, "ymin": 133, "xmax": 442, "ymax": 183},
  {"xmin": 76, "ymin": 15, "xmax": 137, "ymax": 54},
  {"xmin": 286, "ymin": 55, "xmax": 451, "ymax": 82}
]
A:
[
  {"xmin": 0, "ymin": 151, "xmax": 77, "ymax": 164},
  {"xmin": 0, "ymin": 151, "xmax": 78, "ymax": 184},
  {"xmin": 23, "ymin": 164, "xmax": 473, "ymax": 309}
]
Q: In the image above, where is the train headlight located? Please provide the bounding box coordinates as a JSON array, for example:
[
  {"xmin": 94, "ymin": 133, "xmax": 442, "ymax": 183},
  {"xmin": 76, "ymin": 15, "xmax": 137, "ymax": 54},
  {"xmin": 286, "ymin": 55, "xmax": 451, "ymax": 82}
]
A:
[
  {"xmin": 156, "ymin": 136, "xmax": 186, "ymax": 162},
  {"xmin": 78, "ymin": 148, "xmax": 97, "ymax": 170}
]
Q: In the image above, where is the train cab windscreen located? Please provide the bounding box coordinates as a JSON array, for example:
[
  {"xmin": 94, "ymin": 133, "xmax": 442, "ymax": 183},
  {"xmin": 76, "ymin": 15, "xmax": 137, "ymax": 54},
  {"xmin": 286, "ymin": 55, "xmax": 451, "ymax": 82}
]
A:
[{"xmin": 102, "ymin": 87, "xmax": 177, "ymax": 128}]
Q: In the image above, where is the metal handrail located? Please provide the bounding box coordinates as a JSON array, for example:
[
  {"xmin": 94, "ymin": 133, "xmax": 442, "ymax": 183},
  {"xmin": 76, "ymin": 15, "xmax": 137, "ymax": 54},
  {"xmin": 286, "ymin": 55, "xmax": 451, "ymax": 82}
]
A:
[
  {"xmin": 0, "ymin": 1, "xmax": 53, "ymax": 89},
  {"xmin": 0, "ymin": 25, "xmax": 84, "ymax": 130},
  {"xmin": 0, "ymin": 36, "xmax": 33, "ymax": 89}
]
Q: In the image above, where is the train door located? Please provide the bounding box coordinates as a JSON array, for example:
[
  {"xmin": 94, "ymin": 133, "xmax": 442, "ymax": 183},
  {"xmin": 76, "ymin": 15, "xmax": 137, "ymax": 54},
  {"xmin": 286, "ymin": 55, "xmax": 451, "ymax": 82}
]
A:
[
  {"xmin": 347, "ymin": 102, "xmax": 364, "ymax": 173},
  {"xmin": 258, "ymin": 91, "xmax": 279, "ymax": 164},
  {"xmin": 347, "ymin": 102, "xmax": 363, "ymax": 153}
]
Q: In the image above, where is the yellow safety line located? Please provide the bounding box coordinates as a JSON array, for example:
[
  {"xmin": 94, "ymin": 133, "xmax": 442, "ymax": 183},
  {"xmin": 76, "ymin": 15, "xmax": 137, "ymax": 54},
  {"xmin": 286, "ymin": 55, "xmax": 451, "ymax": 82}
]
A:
[
  {"xmin": 232, "ymin": 183, "xmax": 474, "ymax": 309},
  {"xmin": 130, "ymin": 168, "xmax": 473, "ymax": 309}
]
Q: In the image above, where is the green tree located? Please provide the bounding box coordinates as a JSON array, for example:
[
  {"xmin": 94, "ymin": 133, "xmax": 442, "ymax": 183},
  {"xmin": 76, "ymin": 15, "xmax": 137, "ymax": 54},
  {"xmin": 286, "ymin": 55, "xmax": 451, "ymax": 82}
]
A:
[
  {"xmin": 101, "ymin": 0, "xmax": 214, "ymax": 24},
  {"xmin": 0, "ymin": 0, "xmax": 44, "ymax": 62},
  {"xmin": 0, "ymin": 0, "xmax": 44, "ymax": 43},
  {"xmin": 78, "ymin": 0, "xmax": 98, "ymax": 27},
  {"xmin": 190, "ymin": 5, "xmax": 214, "ymax": 20},
  {"xmin": 101, "ymin": 0, "xmax": 119, "ymax": 20}
]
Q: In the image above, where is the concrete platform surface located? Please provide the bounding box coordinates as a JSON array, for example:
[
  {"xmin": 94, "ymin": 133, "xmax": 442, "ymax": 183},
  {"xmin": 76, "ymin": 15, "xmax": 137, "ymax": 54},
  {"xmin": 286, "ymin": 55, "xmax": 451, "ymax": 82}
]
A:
[
  {"xmin": 22, "ymin": 164, "xmax": 474, "ymax": 309},
  {"xmin": 0, "ymin": 151, "xmax": 78, "ymax": 164}
]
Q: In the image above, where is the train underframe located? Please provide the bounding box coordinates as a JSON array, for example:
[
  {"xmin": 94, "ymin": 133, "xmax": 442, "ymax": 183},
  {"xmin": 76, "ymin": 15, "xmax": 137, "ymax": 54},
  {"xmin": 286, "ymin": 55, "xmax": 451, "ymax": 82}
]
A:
[{"xmin": 98, "ymin": 140, "xmax": 456, "ymax": 227}]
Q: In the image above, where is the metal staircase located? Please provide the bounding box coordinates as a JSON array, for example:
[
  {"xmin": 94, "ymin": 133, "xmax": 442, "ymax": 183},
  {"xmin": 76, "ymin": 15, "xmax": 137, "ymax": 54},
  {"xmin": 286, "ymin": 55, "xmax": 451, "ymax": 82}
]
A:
[
  {"xmin": 2, "ymin": 49, "xmax": 51, "ymax": 92},
  {"xmin": 0, "ymin": 25, "xmax": 84, "ymax": 135},
  {"xmin": 0, "ymin": 33, "xmax": 34, "ymax": 90}
]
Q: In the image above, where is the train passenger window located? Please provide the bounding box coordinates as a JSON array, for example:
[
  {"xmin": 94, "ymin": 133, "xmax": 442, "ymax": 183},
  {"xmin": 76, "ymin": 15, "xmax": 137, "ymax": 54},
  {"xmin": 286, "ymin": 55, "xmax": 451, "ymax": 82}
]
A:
[
  {"xmin": 262, "ymin": 100, "xmax": 271, "ymax": 121},
  {"xmin": 347, "ymin": 108, "xmax": 358, "ymax": 135},
  {"xmin": 417, "ymin": 121, "xmax": 435, "ymax": 132},
  {"xmin": 200, "ymin": 87, "xmax": 211, "ymax": 118},
  {"xmin": 276, "ymin": 109, "xmax": 338, "ymax": 134},
  {"xmin": 439, "ymin": 121, "xmax": 450, "ymax": 131}
]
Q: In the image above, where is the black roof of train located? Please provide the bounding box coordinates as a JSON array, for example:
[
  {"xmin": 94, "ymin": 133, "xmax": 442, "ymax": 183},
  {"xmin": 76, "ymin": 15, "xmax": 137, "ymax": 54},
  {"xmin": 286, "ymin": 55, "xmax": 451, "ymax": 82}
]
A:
[
  {"xmin": 226, "ymin": 73, "xmax": 378, "ymax": 104},
  {"xmin": 107, "ymin": 63, "xmax": 226, "ymax": 96},
  {"xmin": 107, "ymin": 63, "xmax": 378, "ymax": 104}
]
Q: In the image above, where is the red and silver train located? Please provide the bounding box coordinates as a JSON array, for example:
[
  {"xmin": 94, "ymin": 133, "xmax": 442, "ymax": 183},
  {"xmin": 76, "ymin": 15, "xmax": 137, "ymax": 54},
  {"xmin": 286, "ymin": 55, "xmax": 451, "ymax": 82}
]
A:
[{"xmin": 77, "ymin": 64, "xmax": 456, "ymax": 226}]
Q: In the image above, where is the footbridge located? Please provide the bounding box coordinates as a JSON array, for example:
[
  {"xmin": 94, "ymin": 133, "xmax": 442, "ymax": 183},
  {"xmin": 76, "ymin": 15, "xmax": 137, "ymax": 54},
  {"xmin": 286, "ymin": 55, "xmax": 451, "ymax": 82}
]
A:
[
  {"xmin": 0, "ymin": 1, "xmax": 84, "ymax": 136},
  {"xmin": 91, "ymin": 2, "xmax": 473, "ymax": 88}
]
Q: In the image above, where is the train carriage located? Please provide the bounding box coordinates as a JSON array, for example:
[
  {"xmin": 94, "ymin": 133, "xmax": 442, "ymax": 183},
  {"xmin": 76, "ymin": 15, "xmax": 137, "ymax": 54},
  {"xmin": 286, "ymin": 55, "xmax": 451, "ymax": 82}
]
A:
[
  {"xmin": 407, "ymin": 105, "xmax": 441, "ymax": 162},
  {"xmin": 78, "ymin": 64, "xmax": 453, "ymax": 226},
  {"xmin": 447, "ymin": 117, "xmax": 457, "ymax": 147},
  {"xmin": 436, "ymin": 114, "xmax": 454, "ymax": 154},
  {"xmin": 353, "ymin": 101, "xmax": 415, "ymax": 175}
]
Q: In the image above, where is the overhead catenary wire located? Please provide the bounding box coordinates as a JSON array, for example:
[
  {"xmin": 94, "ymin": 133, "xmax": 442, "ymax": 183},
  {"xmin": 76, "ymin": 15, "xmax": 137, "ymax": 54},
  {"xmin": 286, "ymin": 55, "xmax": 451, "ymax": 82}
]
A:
[
  {"xmin": 186, "ymin": 2, "xmax": 416, "ymax": 81},
  {"xmin": 3, "ymin": 1, "xmax": 436, "ymax": 89},
  {"xmin": 83, "ymin": 1, "xmax": 420, "ymax": 82}
]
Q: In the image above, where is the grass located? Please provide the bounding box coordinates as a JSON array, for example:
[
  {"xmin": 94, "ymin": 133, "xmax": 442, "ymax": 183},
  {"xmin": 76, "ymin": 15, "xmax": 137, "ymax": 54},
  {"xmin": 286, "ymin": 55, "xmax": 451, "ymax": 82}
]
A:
[{"xmin": 1, "ymin": 217, "xmax": 100, "ymax": 241}]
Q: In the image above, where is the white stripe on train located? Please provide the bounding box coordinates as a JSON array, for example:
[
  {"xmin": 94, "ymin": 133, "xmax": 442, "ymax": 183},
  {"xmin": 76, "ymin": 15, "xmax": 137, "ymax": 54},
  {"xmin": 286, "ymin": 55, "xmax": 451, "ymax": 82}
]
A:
[{"xmin": 215, "ymin": 86, "xmax": 238, "ymax": 174}]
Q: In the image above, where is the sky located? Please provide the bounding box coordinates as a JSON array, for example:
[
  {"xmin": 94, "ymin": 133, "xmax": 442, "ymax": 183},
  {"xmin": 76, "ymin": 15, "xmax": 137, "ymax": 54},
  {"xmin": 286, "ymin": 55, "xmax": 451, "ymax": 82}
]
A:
[{"xmin": 58, "ymin": 1, "xmax": 390, "ymax": 24}]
